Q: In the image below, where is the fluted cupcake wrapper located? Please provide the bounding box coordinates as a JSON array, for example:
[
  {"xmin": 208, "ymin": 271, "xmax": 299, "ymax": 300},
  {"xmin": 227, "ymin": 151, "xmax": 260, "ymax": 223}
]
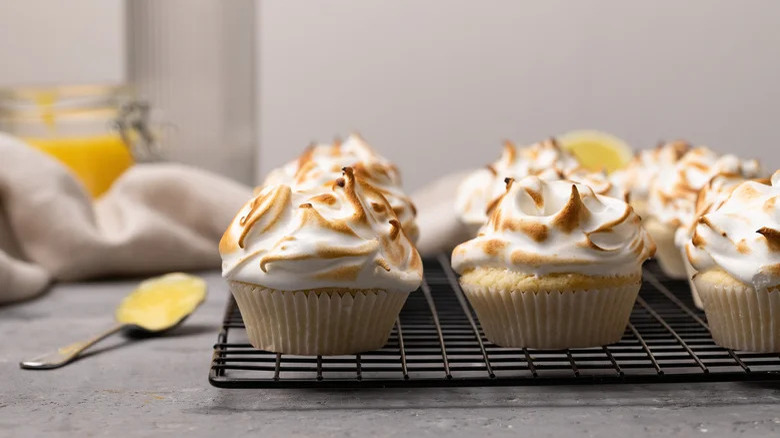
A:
[
  {"xmin": 680, "ymin": 246, "xmax": 703, "ymax": 309},
  {"xmin": 645, "ymin": 219, "xmax": 687, "ymax": 279},
  {"xmin": 228, "ymin": 280, "xmax": 409, "ymax": 355},
  {"xmin": 459, "ymin": 282, "xmax": 640, "ymax": 349},
  {"xmin": 694, "ymin": 276, "xmax": 780, "ymax": 352}
]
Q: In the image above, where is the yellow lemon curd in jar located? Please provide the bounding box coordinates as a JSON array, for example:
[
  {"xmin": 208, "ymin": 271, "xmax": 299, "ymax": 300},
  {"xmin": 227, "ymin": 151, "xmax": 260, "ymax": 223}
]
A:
[
  {"xmin": 26, "ymin": 133, "xmax": 134, "ymax": 198},
  {"xmin": 21, "ymin": 91, "xmax": 135, "ymax": 198}
]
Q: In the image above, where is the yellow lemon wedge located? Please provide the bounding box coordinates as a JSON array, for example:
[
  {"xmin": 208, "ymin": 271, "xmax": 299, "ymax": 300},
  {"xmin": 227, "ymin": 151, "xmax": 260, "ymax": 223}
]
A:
[
  {"xmin": 115, "ymin": 273, "xmax": 207, "ymax": 332},
  {"xmin": 557, "ymin": 130, "xmax": 633, "ymax": 174}
]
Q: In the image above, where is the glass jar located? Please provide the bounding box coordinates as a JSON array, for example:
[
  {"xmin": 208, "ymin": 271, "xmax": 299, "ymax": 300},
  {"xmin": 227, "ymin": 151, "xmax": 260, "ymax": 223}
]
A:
[{"xmin": 0, "ymin": 85, "xmax": 157, "ymax": 198}]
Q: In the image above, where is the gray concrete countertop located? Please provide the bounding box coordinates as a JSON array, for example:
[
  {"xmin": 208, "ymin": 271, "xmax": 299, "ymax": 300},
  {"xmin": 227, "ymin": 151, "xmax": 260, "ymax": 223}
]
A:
[{"xmin": 2, "ymin": 272, "xmax": 780, "ymax": 437}]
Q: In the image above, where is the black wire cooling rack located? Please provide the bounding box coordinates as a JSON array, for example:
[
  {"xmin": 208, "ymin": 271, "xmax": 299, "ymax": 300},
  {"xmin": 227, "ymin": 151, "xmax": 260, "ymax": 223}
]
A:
[{"xmin": 209, "ymin": 255, "xmax": 780, "ymax": 388}]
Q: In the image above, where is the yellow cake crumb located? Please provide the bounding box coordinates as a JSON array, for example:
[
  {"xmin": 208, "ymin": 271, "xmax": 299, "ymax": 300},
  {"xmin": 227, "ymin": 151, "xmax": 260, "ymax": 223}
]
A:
[{"xmin": 458, "ymin": 267, "xmax": 640, "ymax": 292}]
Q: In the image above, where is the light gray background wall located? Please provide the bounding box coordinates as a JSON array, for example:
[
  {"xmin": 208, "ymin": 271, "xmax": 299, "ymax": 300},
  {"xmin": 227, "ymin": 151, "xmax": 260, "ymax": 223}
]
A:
[
  {"xmin": 0, "ymin": 0, "xmax": 125, "ymax": 86},
  {"xmin": 1, "ymin": 1, "xmax": 778, "ymax": 188},
  {"xmin": 257, "ymin": 0, "xmax": 780, "ymax": 190}
]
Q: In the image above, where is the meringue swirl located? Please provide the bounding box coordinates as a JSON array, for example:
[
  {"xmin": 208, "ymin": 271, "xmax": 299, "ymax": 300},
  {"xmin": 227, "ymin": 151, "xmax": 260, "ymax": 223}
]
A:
[
  {"xmin": 695, "ymin": 173, "xmax": 754, "ymax": 218},
  {"xmin": 220, "ymin": 167, "xmax": 422, "ymax": 292},
  {"xmin": 673, "ymin": 172, "xmax": 754, "ymax": 248},
  {"xmin": 260, "ymin": 134, "xmax": 418, "ymax": 241},
  {"xmin": 610, "ymin": 140, "xmax": 691, "ymax": 205},
  {"xmin": 452, "ymin": 176, "xmax": 655, "ymax": 277},
  {"xmin": 455, "ymin": 139, "xmax": 621, "ymax": 228},
  {"xmin": 565, "ymin": 167, "xmax": 627, "ymax": 201},
  {"xmin": 685, "ymin": 171, "xmax": 780, "ymax": 290},
  {"xmin": 262, "ymin": 133, "xmax": 401, "ymax": 188},
  {"xmin": 648, "ymin": 147, "xmax": 763, "ymax": 228}
]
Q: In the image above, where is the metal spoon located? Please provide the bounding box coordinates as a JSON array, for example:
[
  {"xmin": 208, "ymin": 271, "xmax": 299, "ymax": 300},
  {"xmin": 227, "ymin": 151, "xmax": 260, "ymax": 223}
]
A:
[{"xmin": 20, "ymin": 273, "xmax": 207, "ymax": 370}]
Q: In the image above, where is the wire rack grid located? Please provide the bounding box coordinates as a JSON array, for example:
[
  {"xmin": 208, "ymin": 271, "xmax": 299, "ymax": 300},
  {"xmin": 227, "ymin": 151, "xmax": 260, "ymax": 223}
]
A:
[{"xmin": 209, "ymin": 256, "xmax": 780, "ymax": 388}]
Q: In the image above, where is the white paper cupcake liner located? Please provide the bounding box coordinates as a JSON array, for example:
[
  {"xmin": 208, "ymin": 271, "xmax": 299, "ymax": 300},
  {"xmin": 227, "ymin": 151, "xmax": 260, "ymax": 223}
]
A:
[
  {"xmin": 680, "ymin": 246, "xmax": 703, "ymax": 309},
  {"xmin": 645, "ymin": 219, "xmax": 686, "ymax": 279},
  {"xmin": 459, "ymin": 281, "xmax": 640, "ymax": 349},
  {"xmin": 228, "ymin": 281, "xmax": 409, "ymax": 355},
  {"xmin": 694, "ymin": 276, "xmax": 780, "ymax": 352}
]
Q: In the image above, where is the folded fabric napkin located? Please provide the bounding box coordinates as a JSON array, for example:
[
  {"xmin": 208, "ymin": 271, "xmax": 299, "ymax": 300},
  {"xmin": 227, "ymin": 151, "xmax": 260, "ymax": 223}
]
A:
[
  {"xmin": 0, "ymin": 131, "xmax": 468, "ymax": 304},
  {"xmin": 411, "ymin": 170, "xmax": 472, "ymax": 257},
  {"xmin": 0, "ymin": 133, "xmax": 251, "ymax": 304}
]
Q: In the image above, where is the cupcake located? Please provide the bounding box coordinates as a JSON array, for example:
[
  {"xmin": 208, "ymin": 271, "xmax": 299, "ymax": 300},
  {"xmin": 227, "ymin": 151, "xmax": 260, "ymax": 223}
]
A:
[
  {"xmin": 451, "ymin": 176, "xmax": 655, "ymax": 349},
  {"xmin": 646, "ymin": 147, "xmax": 762, "ymax": 278},
  {"xmin": 455, "ymin": 138, "xmax": 621, "ymax": 235},
  {"xmin": 677, "ymin": 173, "xmax": 768, "ymax": 308},
  {"xmin": 220, "ymin": 167, "xmax": 422, "ymax": 355},
  {"xmin": 609, "ymin": 140, "xmax": 691, "ymax": 219},
  {"xmin": 261, "ymin": 134, "xmax": 418, "ymax": 242},
  {"xmin": 686, "ymin": 171, "xmax": 780, "ymax": 352}
]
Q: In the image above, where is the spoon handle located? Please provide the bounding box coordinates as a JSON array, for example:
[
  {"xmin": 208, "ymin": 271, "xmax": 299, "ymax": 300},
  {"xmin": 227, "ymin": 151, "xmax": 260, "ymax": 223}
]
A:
[{"xmin": 19, "ymin": 323, "xmax": 124, "ymax": 370}]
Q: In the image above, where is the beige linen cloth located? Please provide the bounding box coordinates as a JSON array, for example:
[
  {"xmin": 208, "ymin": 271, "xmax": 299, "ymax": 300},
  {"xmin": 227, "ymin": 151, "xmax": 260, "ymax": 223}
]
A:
[
  {"xmin": 0, "ymin": 133, "xmax": 251, "ymax": 304},
  {"xmin": 411, "ymin": 170, "xmax": 472, "ymax": 257},
  {"xmin": 0, "ymin": 131, "xmax": 467, "ymax": 304}
]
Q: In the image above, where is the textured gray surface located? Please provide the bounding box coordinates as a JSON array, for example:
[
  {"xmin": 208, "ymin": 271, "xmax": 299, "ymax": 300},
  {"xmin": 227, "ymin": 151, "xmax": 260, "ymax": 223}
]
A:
[{"xmin": 2, "ymin": 271, "xmax": 780, "ymax": 437}]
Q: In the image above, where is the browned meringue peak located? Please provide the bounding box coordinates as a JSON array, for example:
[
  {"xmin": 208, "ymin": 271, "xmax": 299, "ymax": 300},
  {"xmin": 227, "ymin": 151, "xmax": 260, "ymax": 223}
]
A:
[
  {"xmin": 673, "ymin": 172, "xmax": 766, "ymax": 248},
  {"xmin": 686, "ymin": 171, "xmax": 780, "ymax": 289},
  {"xmin": 643, "ymin": 139, "xmax": 692, "ymax": 169},
  {"xmin": 295, "ymin": 139, "xmax": 401, "ymax": 186},
  {"xmin": 564, "ymin": 166, "xmax": 627, "ymax": 201},
  {"xmin": 652, "ymin": 139, "xmax": 692, "ymax": 162},
  {"xmin": 456, "ymin": 138, "xmax": 591, "ymax": 228},
  {"xmin": 610, "ymin": 140, "xmax": 691, "ymax": 199},
  {"xmin": 259, "ymin": 134, "xmax": 417, "ymax": 241},
  {"xmin": 233, "ymin": 184, "xmax": 291, "ymax": 251},
  {"xmin": 220, "ymin": 167, "xmax": 422, "ymax": 292},
  {"xmin": 504, "ymin": 138, "xmax": 581, "ymax": 175},
  {"xmin": 695, "ymin": 173, "xmax": 770, "ymax": 218},
  {"xmin": 648, "ymin": 146, "xmax": 764, "ymax": 227},
  {"xmin": 757, "ymin": 226, "xmax": 780, "ymax": 252},
  {"xmin": 488, "ymin": 178, "xmax": 592, "ymax": 235},
  {"xmin": 262, "ymin": 133, "xmax": 402, "ymax": 188},
  {"xmin": 453, "ymin": 176, "xmax": 654, "ymax": 276},
  {"xmin": 290, "ymin": 159, "xmax": 419, "ymax": 242}
]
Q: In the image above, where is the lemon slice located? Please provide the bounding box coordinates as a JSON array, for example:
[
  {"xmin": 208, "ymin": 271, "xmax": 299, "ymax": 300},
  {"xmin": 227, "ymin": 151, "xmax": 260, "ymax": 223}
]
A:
[
  {"xmin": 115, "ymin": 273, "xmax": 207, "ymax": 331},
  {"xmin": 557, "ymin": 130, "xmax": 633, "ymax": 173}
]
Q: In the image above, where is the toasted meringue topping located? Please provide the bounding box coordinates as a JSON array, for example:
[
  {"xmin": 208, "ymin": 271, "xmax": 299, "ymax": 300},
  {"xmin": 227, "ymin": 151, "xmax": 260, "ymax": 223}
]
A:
[
  {"xmin": 452, "ymin": 176, "xmax": 655, "ymax": 276},
  {"xmin": 565, "ymin": 167, "xmax": 627, "ymax": 201},
  {"xmin": 648, "ymin": 147, "xmax": 764, "ymax": 228},
  {"xmin": 455, "ymin": 139, "xmax": 620, "ymax": 228},
  {"xmin": 259, "ymin": 134, "xmax": 418, "ymax": 241},
  {"xmin": 610, "ymin": 140, "xmax": 691, "ymax": 203},
  {"xmin": 695, "ymin": 173, "xmax": 754, "ymax": 218},
  {"xmin": 673, "ymin": 172, "xmax": 756, "ymax": 248},
  {"xmin": 686, "ymin": 171, "xmax": 780, "ymax": 290},
  {"xmin": 220, "ymin": 167, "xmax": 422, "ymax": 292},
  {"xmin": 262, "ymin": 133, "xmax": 401, "ymax": 188}
]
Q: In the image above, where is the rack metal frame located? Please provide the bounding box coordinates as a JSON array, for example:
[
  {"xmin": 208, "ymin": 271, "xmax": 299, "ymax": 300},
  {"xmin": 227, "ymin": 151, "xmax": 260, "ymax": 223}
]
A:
[{"xmin": 209, "ymin": 256, "xmax": 780, "ymax": 388}]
